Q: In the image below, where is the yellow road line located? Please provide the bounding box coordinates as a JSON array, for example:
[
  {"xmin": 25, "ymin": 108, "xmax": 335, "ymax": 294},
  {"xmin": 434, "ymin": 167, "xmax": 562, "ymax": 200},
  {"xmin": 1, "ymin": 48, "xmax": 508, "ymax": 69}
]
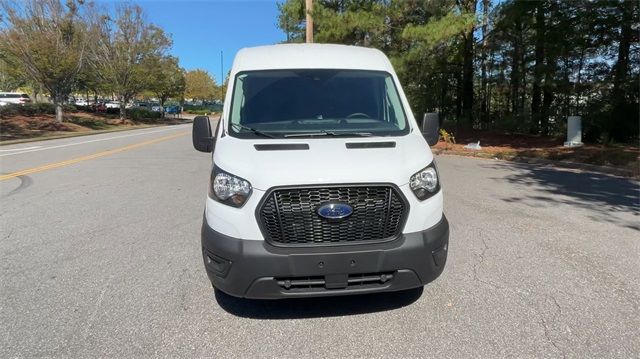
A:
[{"xmin": 0, "ymin": 132, "xmax": 189, "ymax": 181}]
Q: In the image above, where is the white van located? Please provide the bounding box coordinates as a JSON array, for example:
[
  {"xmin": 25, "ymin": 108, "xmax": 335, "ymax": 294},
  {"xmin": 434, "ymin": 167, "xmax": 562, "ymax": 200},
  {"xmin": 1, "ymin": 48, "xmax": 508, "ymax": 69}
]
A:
[{"xmin": 192, "ymin": 44, "xmax": 449, "ymax": 299}]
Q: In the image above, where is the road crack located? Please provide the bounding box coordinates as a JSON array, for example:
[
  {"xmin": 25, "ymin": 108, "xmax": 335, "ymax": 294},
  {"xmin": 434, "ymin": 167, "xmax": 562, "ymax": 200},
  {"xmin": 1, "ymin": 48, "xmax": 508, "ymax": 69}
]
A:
[
  {"xmin": 471, "ymin": 228, "xmax": 502, "ymax": 289},
  {"xmin": 2, "ymin": 229, "xmax": 15, "ymax": 240},
  {"xmin": 537, "ymin": 294, "xmax": 568, "ymax": 358}
]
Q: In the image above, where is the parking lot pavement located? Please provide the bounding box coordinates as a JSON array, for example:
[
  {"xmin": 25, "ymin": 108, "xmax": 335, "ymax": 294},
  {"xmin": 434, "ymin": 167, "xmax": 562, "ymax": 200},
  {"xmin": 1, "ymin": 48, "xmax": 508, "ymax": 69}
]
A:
[{"xmin": 0, "ymin": 133, "xmax": 638, "ymax": 357}]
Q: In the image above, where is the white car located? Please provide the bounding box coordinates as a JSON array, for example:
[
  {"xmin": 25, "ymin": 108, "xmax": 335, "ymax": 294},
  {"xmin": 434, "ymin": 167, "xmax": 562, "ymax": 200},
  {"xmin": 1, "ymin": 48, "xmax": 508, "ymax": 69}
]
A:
[
  {"xmin": 0, "ymin": 92, "xmax": 32, "ymax": 105},
  {"xmin": 105, "ymin": 101, "xmax": 120, "ymax": 109},
  {"xmin": 75, "ymin": 99, "xmax": 88, "ymax": 106},
  {"xmin": 192, "ymin": 44, "xmax": 448, "ymax": 299}
]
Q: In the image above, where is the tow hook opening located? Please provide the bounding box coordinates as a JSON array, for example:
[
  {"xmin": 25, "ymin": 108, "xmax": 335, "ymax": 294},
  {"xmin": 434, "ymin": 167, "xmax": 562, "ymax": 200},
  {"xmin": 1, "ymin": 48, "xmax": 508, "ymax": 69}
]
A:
[
  {"xmin": 432, "ymin": 243, "xmax": 448, "ymax": 267},
  {"xmin": 204, "ymin": 250, "xmax": 232, "ymax": 278}
]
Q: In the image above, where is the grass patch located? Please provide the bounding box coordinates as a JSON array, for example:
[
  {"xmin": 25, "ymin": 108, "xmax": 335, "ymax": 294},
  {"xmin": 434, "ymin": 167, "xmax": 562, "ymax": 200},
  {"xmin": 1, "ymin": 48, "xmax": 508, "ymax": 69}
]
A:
[{"xmin": 64, "ymin": 116, "xmax": 115, "ymax": 130}]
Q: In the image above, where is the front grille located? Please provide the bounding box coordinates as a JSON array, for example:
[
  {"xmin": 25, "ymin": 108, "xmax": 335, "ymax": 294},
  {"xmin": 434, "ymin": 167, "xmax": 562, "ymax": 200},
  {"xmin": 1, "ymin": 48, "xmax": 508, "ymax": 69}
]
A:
[{"xmin": 259, "ymin": 185, "xmax": 407, "ymax": 246}]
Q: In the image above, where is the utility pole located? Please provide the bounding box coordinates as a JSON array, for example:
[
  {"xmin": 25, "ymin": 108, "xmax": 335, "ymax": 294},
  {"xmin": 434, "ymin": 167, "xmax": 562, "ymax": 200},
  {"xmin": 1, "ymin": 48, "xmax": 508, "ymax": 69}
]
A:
[{"xmin": 306, "ymin": 0, "xmax": 313, "ymax": 43}]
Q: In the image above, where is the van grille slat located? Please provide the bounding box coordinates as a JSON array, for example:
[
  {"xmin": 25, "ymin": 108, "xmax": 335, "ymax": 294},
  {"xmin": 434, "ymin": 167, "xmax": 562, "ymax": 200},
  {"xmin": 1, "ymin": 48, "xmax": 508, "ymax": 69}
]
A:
[{"xmin": 259, "ymin": 185, "xmax": 406, "ymax": 246}]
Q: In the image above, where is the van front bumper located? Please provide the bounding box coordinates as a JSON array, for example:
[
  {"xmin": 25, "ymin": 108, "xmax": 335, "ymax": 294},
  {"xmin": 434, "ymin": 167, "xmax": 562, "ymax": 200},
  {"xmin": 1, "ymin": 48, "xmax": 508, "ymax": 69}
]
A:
[{"xmin": 201, "ymin": 215, "xmax": 449, "ymax": 299}]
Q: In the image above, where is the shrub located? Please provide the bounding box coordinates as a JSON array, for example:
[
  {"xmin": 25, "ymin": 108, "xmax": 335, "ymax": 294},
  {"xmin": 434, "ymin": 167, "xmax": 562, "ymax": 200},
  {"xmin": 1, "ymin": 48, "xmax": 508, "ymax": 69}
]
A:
[
  {"xmin": 25, "ymin": 103, "xmax": 56, "ymax": 115},
  {"xmin": 125, "ymin": 108, "xmax": 161, "ymax": 122},
  {"xmin": 185, "ymin": 109, "xmax": 211, "ymax": 115},
  {"xmin": 439, "ymin": 128, "xmax": 456, "ymax": 143},
  {"xmin": 0, "ymin": 103, "xmax": 77, "ymax": 117},
  {"xmin": 0, "ymin": 104, "xmax": 23, "ymax": 117}
]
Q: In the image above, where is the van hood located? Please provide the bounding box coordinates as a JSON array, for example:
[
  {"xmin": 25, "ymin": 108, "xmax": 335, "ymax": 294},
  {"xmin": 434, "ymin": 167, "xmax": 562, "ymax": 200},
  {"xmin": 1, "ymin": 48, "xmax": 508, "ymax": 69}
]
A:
[{"xmin": 213, "ymin": 133, "xmax": 434, "ymax": 190}]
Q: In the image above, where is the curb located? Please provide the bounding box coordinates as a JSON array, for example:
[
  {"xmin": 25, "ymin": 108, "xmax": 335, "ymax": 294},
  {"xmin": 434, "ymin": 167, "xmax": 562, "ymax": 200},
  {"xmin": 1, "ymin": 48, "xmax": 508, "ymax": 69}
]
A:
[
  {"xmin": 434, "ymin": 149, "xmax": 637, "ymax": 179},
  {"xmin": 0, "ymin": 120, "xmax": 193, "ymax": 146}
]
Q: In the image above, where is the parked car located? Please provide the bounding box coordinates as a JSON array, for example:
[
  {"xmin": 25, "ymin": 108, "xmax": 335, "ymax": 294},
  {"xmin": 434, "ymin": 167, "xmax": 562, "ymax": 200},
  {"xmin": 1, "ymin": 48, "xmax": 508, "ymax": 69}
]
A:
[
  {"xmin": 75, "ymin": 99, "xmax": 89, "ymax": 106},
  {"xmin": 105, "ymin": 101, "xmax": 120, "ymax": 109},
  {"xmin": 0, "ymin": 100, "xmax": 8, "ymax": 106},
  {"xmin": 191, "ymin": 44, "xmax": 448, "ymax": 299},
  {"xmin": 164, "ymin": 106, "xmax": 180, "ymax": 114},
  {"xmin": 90, "ymin": 102, "xmax": 106, "ymax": 112},
  {"xmin": 0, "ymin": 92, "xmax": 32, "ymax": 105}
]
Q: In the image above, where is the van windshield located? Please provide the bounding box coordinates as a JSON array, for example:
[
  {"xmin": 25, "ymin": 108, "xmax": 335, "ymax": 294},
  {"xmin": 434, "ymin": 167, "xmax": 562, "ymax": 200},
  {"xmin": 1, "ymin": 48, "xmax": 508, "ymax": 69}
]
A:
[{"xmin": 228, "ymin": 69, "xmax": 410, "ymax": 138}]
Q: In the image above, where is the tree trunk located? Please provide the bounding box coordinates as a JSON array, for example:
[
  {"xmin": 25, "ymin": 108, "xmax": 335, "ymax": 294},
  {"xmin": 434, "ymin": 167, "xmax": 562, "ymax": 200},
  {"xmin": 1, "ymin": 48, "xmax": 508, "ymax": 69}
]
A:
[
  {"xmin": 510, "ymin": 16, "xmax": 521, "ymax": 116},
  {"xmin": 461, "ymin": 0, "xmax": 477, "ymax": 127},
  {"xmin": 487, "ymin": 51, "xmax": 494, "ymax": 122},
  {"xmin": 38, "ymin": 84, "xmax": 44, "ymax": 102},
  {"xmin": 55, "ymin": 101, "xmax": 64, "ymax": 123},
  {"xmin": 31, "ymin": 84, "xmax": 39, "ymax": 104},
  {"xmin": 531, "ymin": 0, "xmax": 545, "ymax": 134},
  {"xmin": 611, "ymin": 3, "xmax": 632, "ymax": 108},
  {"xmin": 575, "ymin": 47, "xmax": 586, "ymax": 115},
  {"xmin": 541, "ymin": 67, "xmax": 555, "ymax": 136},
  {"xmin": 456, "ymin": 70, "xmax": 463, "ymax": 120},
  {"xmin": 480, "ymin": 0, "xmax": 489, "ymax": 128},
  {"xmin": 160, "ymin": 97, "xmax": 166, "ymax": 118},
  {"xmin": 119, "ymin": 95, "xmax": 126, "ymax": 121},
  {"xmin": 609, "ymin": 0, "xmax": 634, "ymax": 141},
  {"xmin": 518, "ymin": 15, "xmax": 526, "ymax": 116}
]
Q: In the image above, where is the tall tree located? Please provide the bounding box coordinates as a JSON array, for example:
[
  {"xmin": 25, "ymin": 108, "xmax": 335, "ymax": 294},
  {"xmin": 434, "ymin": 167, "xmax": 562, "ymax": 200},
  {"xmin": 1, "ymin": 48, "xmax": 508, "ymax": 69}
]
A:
[
  {"xmin": 89, "ymin": 3, "xmax": 171, "ymax": 120},
  {"xmin": 275, "ymin": 0, "xmax": 640, "ymax": 141},
  {"xmin": 459, "ymin": 0, "xmax": 478, "ymax": 126},
  {"xmin": 607, "ymin": 0, "xmax": 640, "ymax": 141},
  {"xmin": 148, "ymin": 55, "xmax": 185, "ymax": 117},
  {"xmin": 184, "ymin": 69, "xmax": 216, "ymax": 102},
  {"xmin": 277, "ymin": 0, "xmax": 306, "ymax": 43},
  {"xmin": 0, "ymin": 0, "xmax": 89, "ymax": 122},
  {"xmin": 480, "ymin": 0, "xmax": 491, "ymax": 125},
  {"xmin": 0, "ymin": 57, "xmax": 25, "ymax": 92}
]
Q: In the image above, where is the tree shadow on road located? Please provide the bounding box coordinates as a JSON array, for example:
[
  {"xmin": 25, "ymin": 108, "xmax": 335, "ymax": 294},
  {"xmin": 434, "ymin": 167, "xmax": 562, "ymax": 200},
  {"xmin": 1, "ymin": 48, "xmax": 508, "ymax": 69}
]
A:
[
  {"xmin": 214, "ymin": 287, "xmax": 423, "ymax": 319},
  {"xmin": 483, "ymin": 161, "xmax": 640, "ymax": 231}
]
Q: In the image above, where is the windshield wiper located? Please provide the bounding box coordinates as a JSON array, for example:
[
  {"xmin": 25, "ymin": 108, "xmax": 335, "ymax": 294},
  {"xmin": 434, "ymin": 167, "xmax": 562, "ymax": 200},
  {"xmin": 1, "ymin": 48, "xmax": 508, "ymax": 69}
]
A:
[
  {"xmin": 284, "ymin": 130, "xmax": 373, "ymax": 138},
  {"xmin": 232, "ymin": 123, "xmax": 277, "ymax": 139}
]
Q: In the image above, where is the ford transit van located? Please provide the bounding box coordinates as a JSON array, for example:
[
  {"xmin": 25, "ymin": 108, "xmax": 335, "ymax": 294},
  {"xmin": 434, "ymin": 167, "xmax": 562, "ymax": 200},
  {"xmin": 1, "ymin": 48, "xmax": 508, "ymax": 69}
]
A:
[{"xmin": 192, "ymin": 44, "xmax": 449, "ymax": 299}]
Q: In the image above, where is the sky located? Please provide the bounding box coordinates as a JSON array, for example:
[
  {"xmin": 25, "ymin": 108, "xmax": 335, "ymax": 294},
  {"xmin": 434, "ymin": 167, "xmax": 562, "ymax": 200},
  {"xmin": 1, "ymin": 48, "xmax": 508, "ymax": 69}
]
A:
[{"xmin": 101, "ymin": 0, "xmax": 287, "ymax": 85}]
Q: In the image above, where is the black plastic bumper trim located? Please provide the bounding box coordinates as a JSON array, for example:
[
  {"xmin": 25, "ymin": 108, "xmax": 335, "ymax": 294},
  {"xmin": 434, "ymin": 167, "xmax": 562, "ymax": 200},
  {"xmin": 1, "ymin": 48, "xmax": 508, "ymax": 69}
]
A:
[{"xmin": 201, "ymin": 214, "xmax": 449, "ymax": 299}]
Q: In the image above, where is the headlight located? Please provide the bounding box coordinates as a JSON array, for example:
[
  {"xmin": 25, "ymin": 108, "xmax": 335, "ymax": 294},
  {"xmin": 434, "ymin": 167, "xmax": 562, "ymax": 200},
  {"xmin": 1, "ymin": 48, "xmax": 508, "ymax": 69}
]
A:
[
  {"xmin": 208, "ymin": 166, "xmax": 252, "ymax": 207},
  {"xmin": 410, "ymin": 161, "xmax": 440, "ymax": 200}
]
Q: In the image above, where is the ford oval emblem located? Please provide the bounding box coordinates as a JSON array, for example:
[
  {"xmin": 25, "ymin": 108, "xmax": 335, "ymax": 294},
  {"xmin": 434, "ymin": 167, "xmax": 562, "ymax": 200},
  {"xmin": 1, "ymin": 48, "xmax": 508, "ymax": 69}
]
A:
[{"xmin": 317, "ymin": 203, "xmax": 353, "ymax": 220}]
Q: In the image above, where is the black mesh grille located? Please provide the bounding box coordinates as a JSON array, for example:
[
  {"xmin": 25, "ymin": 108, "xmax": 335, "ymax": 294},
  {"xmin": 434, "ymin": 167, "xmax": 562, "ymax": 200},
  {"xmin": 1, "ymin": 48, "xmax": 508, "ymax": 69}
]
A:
[{"xmin": 259, "ymin": 186, "xmax": 406, "ymax": 246}]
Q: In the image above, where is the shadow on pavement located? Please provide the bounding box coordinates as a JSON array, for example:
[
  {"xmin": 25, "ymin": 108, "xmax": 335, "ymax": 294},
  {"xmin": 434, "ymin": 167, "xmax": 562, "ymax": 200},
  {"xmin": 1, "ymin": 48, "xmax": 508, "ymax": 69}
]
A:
[
  {"xmin": 484, "ymin": 161, "xmax": 640, "ymax": 230},
  {"xmin": 215, "ymin": 287, "xmax": 424, "ymax": 319}
]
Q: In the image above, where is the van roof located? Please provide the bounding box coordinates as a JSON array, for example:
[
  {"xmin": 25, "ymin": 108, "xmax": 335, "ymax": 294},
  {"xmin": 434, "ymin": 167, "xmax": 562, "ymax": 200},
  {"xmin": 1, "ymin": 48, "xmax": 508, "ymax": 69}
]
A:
[{"xmin": 232, "ymin": 44, "xmax": 392, "ymax": 73}]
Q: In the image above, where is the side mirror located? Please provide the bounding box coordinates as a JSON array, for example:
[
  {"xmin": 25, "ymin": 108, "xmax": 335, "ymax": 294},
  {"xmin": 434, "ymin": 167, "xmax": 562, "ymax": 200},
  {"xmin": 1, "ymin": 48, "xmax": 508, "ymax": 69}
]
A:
[
  {"xmin": 421, "ymin": 113, "xmax": 440, "ymax": 147},
  {"xmin": 193, "ymin": 116, "xmax": 213, "ymax": 152}
]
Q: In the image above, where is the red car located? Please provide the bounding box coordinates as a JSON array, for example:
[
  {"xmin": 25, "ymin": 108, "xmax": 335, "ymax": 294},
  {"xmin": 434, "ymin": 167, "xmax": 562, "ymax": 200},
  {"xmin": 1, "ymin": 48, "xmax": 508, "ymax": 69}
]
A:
[{"xmin": 90, "ymin": 102, "xmax": 106, "ymax": 112}]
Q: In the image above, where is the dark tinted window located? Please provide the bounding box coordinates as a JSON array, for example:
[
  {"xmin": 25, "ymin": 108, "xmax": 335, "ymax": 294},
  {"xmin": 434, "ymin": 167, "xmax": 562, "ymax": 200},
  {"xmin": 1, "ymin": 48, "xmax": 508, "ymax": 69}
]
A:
[
  {"xmin": 1, "ymin": 94, "xmax": 29, "ymax": 99},
  {"xmin": 229, "ymin": 69, "xmax": 409, "ymax": 138}
]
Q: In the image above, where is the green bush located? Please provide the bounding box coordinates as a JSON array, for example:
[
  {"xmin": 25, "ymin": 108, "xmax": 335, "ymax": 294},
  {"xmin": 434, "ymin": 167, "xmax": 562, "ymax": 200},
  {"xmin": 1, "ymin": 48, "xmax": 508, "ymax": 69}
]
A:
[
  {"xmin": 21, "ymin": 103, "xmax": 52, "ymax": 115},
  {"xmin": 185, "ymin": 109, "xmax": 211, "ymax": 115},
  {"xmin": 183, "ymin": 104, "xmax": 223, "ymax": 112},
  {"xmin": 0, "ymin": 103, "xmax": 78, "ymax": 117},
  {"xmin": 0, "ymin": 104, "xmax": 23, "ymax": 117},
  {"xmin": 125, "ymin": 108, "xmax": 161, "ymax": 122}
]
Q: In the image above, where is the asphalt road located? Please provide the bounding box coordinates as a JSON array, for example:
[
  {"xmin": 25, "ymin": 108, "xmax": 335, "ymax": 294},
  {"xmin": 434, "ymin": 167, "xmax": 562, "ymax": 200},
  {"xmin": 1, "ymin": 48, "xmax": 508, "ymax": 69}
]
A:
[{"xmin": 1, "ymin": 125, "xmax": 638, "ymax": 358}]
